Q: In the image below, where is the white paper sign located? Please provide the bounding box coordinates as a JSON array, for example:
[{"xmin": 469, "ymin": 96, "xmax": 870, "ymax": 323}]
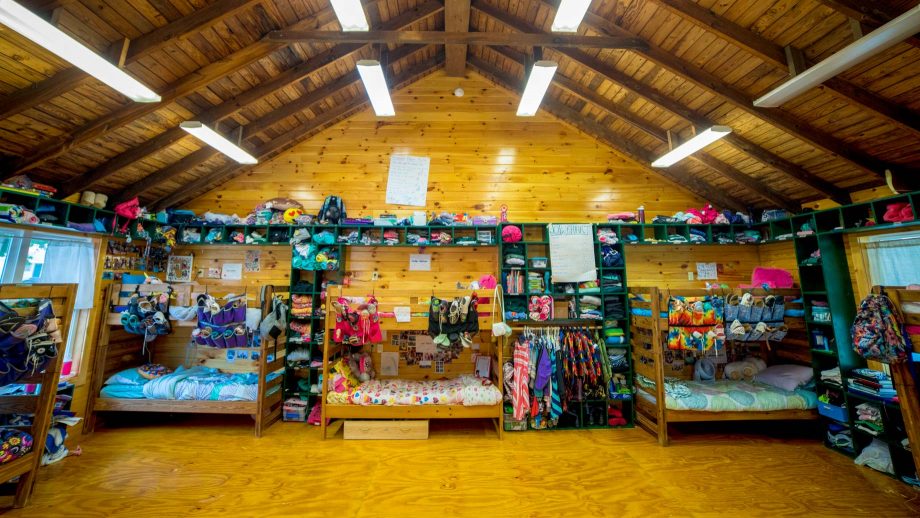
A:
[
  {"xmin": 221, "ymin": 263, "xmax": 243, "ymax": 280},
  {"xmin": 696, "ymin": 262, "xmax": 718, "ymax": 280},
  {"xmin": 548, "ymin": 224, "xmax": 597, "ymax": 283},
  {"xmin": 380, "ymin": 352, "xmax": 399, "ymax": 376},
  {"xmin": 386, "ymin": 155, "xmax": 430, "ymax": 206},
  {"xmin": 394, "ymin": 306, "xmax": 411, "ymax": 322},
  {"xmin": 409, "ymin": 254, "xmax": 431, "ymax": 271}
]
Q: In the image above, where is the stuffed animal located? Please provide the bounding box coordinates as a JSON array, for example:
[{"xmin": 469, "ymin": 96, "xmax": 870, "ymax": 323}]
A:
[
  {"xmin": 283, "ymin": 207, "xmax": 303, "ymax": 224},
  {"xmin": 348, "ymin": 352, "xmax": 376, "ymax": 382}
]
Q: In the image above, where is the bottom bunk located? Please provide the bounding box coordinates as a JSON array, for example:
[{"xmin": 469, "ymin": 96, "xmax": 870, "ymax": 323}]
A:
[
  {"xmin": 86, "ymin": 283, "xmax": 287, "ymax": 437},
  {"xmin": 318, "ymin": 289, "xmax": 504, "ymax": 439},
  {"xmin": 630, "ymin": 286, "xmax": 818, "ymax": 446}
]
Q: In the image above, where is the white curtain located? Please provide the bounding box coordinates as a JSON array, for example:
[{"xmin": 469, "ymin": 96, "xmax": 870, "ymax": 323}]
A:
[
  {"xmin": 36, "ymin": 238, "xmax": 97, "ymax": 309},
  {"xmin": 866, "ymin": 237, "xmax": 920, "ymax": 286}
]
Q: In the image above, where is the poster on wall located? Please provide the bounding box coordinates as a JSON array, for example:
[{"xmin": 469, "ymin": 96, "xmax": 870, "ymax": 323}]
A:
[
  {"xmin": 166, "ymin": 255, "xmax": 193, "ymax": 282},
  {"xmin": 245, "ymin": 250, "xmax": 261, "ymax": 272},
  {"xmin": 547, "ymin": 224, "xmax": 597, "ymax": 283},
  {"xmin": 696, "ymin": 262, "xmax": 718, "ymax": 280},
  {"xmin": 385, "ymin": 154, "xmax": 430, "ymax": 206}
]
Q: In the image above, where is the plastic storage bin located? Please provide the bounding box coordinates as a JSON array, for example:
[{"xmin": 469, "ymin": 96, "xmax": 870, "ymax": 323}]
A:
[
  {"xmin": 817, "ymin": 402, "xmax": 847, "ymax": 422},
  {"xmin": 283, "ymin": 399, "xmax": 309, "ymax": 422},
  {"xmin": 530, "ymin": 257, "xmax": 548, "ymax": 268}
]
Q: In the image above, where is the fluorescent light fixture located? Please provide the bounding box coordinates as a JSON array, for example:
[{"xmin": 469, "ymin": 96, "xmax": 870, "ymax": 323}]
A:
[
  {"xmin": 755, "ymin": 5, "xmax": 920, "ymax": 107},
  {"xmin": 551, "ymin": 0, "xmax": 592, "ymax": 32},
  {"xmin": 330, "ymin": 0, "xmax": 369, "ymax": 31},
  {"xmin": 516, "ymin": 60, "xmax": 557, "ymax": 116},
  {"xmin": 0, "ymin": 0, "xmax": 160, "ymax": 102},
  {"xmin": 180, "ymin": 121, "xmax": 258, "ymax": 164},
  {"xmin": 651, "ymin": 126, "xmax": 732, "ymax": 167},
  {"xmin": 356, "ymin": 60, "xmax": 395, "ymax": 116}
]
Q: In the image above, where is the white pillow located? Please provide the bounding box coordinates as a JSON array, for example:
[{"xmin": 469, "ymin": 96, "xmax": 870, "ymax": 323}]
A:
[{"xmin": 754, "ymin": 364, "xmax": 813, "ymax": 392}]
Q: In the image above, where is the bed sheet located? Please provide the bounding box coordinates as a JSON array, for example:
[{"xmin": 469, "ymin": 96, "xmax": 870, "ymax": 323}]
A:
[
  {"xmin": 102, "ymin": 366, "xmax": 259, "ymax": 401},
  {"xmin": 326, "ymin": 375, "xmax": 502, "ymax": 407},
  {"xmin": 636, "ymin": 376, "xmax": 817, "ymax": 412}
]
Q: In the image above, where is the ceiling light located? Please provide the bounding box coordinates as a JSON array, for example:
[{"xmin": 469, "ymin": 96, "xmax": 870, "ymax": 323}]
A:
[
  {"xmin": 330, "ymin": 0, "xmax": 369, "ymax": 31},
  {"xmin": 552, "ymin": 0, "xmax": 592, "ymax": 32},
  {"xmin": 651, "ymin": 126, "xmax": 732, "ymax": 167},
  {"xmin": 755, "ymin": 5, "xmax": 920, "ymax": 107},
  {"xmin": 180, "ymin": 121, "xmax": 258, "ymax": 164},
  {"xmin": 517, "ymin": 60, "xmax": 557, "ymax": 116},
  {"xmin": 356, "ymin": 60, "xmax": 395, "ymax": 116},
  {"xmin": 0, "ymin": 0, "xmax": 160, "ymax": 103}
]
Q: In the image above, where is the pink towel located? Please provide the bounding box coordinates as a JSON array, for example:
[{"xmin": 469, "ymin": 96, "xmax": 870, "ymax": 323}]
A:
[{"xmin": 512, "ymin": 339, "xmax": 530, "ymax": 420}]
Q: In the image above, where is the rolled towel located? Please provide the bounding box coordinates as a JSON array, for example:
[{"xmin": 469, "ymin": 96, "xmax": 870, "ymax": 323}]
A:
[
  {"xmin": 723, "ymin": 361, "xmax": 747, "ymax": 381},
  {"xmin": 739, "ymin": 360, "xmax": 759, "ymax": 380}
]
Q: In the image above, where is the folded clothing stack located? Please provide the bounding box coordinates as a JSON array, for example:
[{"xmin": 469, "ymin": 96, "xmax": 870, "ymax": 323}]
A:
[
  {"xmin": 607, "ymin": 212, "xmax": 636, "ymax": 223},
  {"xmin": 826, "ymin": 422, "xmax": 854, "ymax": 452},
  {"xmin": 855, "ymin": 403, "xmax": 884, "ymax": 436},
  {"xmin": 604, "ymin": 327, "xmax": 625, "ymax": 345},
  {"xmin": 601, "ymin": 274, "xmax": 623, "ymax": 293},
  {"xmin": 604, "ymin": 297, "xmax": 625, "ymax": 319},
  {"xmin": 607, "ymin": 348, "xmax": 629, "ymax": 370},
  {"xmin": 527, "ymin": 272, "xmax": 546, "ymax": 293},
  {"xmin": 820, "ymin": 366, "xmax": 842, "ymax": 386},
  {"xmin": 576, "ymin": 296, "xmax": 602, "ymax": 320},
  {"xmin": 848, "ymin": 368, "xmax": 897, "ymax": 401},
  {"xmin": 596, "ymin": 228, "xmax": 618, "ymax": 244}
]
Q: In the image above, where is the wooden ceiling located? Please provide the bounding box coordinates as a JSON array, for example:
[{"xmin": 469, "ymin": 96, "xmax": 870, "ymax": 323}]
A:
[{"xmin": 0, "ymin": 0, "xmax": 917, "ymax": 211}]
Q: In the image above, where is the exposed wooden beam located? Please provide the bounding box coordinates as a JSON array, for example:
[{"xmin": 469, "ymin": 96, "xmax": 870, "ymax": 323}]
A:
[
  {"xmin": 491, "ymin": 47, "xmax": 798, "ymax": 211},
  {"xmin": 7, "ymin": 0, "xmax": 444, "ymax": 180},
  {"xmin": 469, "ymin": 56, "xmax": 747, "ymax": 213},
  {"xmin": 499, "ymin": 1, "xmax": 903, "ymax": 183},
  {"xmin": 121, "ymin": 47, "xmax": 432, "ymax": 200},
  {"xmin": 63, "ymin": 41, "xmax": 425, "ymax": 198},
  {"xmin": 647, "ymin": 0, "xmax": 920, "ymax": 141},
  {"xmin": 483, "ymin": 33, "xmax": 850, "ymax": 205},
  {"xmin": 0, "ymin": 0, "xmax": 262, "ymax": 121},
  {"xmin": 152, "ymin": 57, "xmax": 445, "ymax": 210},
  {"xmin": 445, "ymin": 0, "xmax": 471, "ymax": 77},
  {"xmin": 266, "ymin": 30, "xmax": 647, "ymax": 48}
]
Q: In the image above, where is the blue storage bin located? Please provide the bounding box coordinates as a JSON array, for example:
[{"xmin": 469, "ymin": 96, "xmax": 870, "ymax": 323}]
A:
[{"xmin": 817, "ymin": 402, "xmax": 846, "ymax": 422}]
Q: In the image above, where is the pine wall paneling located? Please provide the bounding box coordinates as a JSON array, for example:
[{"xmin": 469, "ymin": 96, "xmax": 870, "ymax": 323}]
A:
[{"xmin": 181, "ymin": 73, "xmax": 705, "ymax": 221}]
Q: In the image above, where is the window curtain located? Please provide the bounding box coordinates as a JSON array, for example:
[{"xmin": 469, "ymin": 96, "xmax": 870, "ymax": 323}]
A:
[
  {"xmin": 35, "ymin": 238, "xmax": 96, "ymax": 309},
  {"xmin": 865, "ymin": 237, "xmax": 920, "ymax": 286}
]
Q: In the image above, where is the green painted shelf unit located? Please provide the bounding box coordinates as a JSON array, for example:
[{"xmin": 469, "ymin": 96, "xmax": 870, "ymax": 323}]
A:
[
  {"xmin": 498, "ymin": 222, "xmax": 631, "ymax": 430},
  {"xmin": 594, "ymin": 223, "xmax": 634, "ymax": 428}
]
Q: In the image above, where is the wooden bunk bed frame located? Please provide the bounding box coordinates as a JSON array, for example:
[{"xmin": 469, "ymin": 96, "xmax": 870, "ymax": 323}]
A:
[
  {"xmin": 0, "ymin": 283, "xmax": 76, "ymax": 508},
  {"xmin": 320, "ymin": 288, "xmax": 504, "ymax": 439},
  {"xmin": 631, "ymin": 287, "xmax": 817, "ymax": 446},
  {"xmin": 85, "ymin": 283, "xmax": 287, "ymax": 437}
]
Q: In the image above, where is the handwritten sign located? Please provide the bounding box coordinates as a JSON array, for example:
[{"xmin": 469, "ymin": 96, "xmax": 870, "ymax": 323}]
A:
[
  {"xmin": 386, "ymin": 155, "xmax": 430, "ymax": 206},
  {"xmin": 548, "ymin": 224, "xmax": 597, "ymax": 283}
]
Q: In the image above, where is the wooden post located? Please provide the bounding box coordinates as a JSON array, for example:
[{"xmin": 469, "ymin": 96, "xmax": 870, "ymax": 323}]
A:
[{"xmin": 890, "ymin": 361, "xmax": 920, "ymax": 474}]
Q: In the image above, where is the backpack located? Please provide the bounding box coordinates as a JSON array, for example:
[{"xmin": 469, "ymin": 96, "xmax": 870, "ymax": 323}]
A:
[
  {"xmin": 317, "ymin": 195, "xmax": 345, "ymax": 224},
  {"xmin": 851, "ymin": 294, "xmax": 910, "ymax": 363},
  {"xmin": 114, "ymin": 197, "xmax": 142, "ymax": 234}
]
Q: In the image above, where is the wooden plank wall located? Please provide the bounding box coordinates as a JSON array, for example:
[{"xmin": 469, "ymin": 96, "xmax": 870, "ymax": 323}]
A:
[
  {"xmin": 181, "ymin": 73, "xmax": 704, "ymax": 221},
  {"xmin": 757, "ymin": 241, "xmax": 801, "ymax": 285},
  {"xmin": 627, "ymin": 245, "xmax": 764, "ymax": 289}
]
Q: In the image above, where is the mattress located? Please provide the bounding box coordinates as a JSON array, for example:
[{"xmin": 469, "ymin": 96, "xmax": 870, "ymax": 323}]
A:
[
  {"xmin": 636, "ymin": 377, "xmax": 818, "ymax": 412},
  {"xmin": 101, "ymin": 366, "xmax": 271, "ymax": 402},
  {"xmin": 326, "ymin": 375, "xmax": 502, "ymax": 407}
]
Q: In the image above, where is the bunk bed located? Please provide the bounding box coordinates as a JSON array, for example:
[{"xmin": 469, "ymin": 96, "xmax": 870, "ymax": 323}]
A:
[
  {"xmin": 320, "ymin": 288, "xmax": 504, "ymax": 439},
  {"xmin": 631, "ymin": 287, "xmax": 818, "ymax": 446},
  {"xmin": 85, "ymin": 283, "xmax": 286, "ymax": 437},
  {"xmin": 0, "ymin": 283, "xmax": 76, "ymax": 508}
]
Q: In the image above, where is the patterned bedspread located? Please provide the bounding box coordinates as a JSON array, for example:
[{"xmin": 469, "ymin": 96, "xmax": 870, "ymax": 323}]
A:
[
  {"xmin": 326, "ymin": 375, "xmax": 502, "ymax": 407},
  {"xmin": 636, "ymin": 376, "xmax": 817, "ymax": 412}
]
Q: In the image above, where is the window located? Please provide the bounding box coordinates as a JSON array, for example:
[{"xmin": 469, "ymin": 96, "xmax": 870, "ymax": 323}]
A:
[
  {"xmin": 862, "ymin": 231, "xmax": 920, "ymax": 287},
  {"xmin": 0, "ymin": 229, "xmax": 98, "ymax": 377}
]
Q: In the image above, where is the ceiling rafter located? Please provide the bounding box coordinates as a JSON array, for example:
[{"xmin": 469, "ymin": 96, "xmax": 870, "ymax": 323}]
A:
[
  {"xmin": 646, "ymin": 0, "xmax": 920, "ymax": 140},
  {"xmin": 266, "ymin": 29, "xmax": 648, "ymax": 48},
  {"xmin": 489, "ymin": 47, "xmax": 798, "ymax": 211},
  {"xmin": 445, "ymin": 0, "xmax": 471, "ymax": 76},
  {"xmin": 2, "ymin": 0, "xmax": 445, "ymax": 177},
  {"xmin": 468, "ymin": 56, "xmax": 747, "ymax": 213},
  {"xmin": 488, "ymin": 1, "xmax": 900, "ymax": 184},
  {"xmin": 119, "ymin": 44, "xmax": 431, "ymax": 201},
  {"xmin": 0, "ymin": 0, "xmax": 263, "ymax": 120},
  {"xmin": 152, "ymin": 55, "xmax": 446, "ymax": 210},
  {"xmin": 813, "ymin": 0, "xmax": 920, "ymax": 48},
  {"xmin": 475, "ymin": 10, "xmax": 851, "ymax": 204},
  {"xmin": 60, "ymin": 9, "xmax": 440, "ymax": 198}
]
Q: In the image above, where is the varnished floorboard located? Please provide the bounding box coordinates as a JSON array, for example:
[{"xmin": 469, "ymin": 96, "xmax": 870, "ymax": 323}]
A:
[{"xmin": 3, "ymin": 416, "xmax": 919, "ymax": 517}]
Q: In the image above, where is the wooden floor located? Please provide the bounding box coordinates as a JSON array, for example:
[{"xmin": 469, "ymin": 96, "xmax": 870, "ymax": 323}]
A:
[{"xmin": 3, "ymin": 416, "xmax": 919, "ymax": 517}]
